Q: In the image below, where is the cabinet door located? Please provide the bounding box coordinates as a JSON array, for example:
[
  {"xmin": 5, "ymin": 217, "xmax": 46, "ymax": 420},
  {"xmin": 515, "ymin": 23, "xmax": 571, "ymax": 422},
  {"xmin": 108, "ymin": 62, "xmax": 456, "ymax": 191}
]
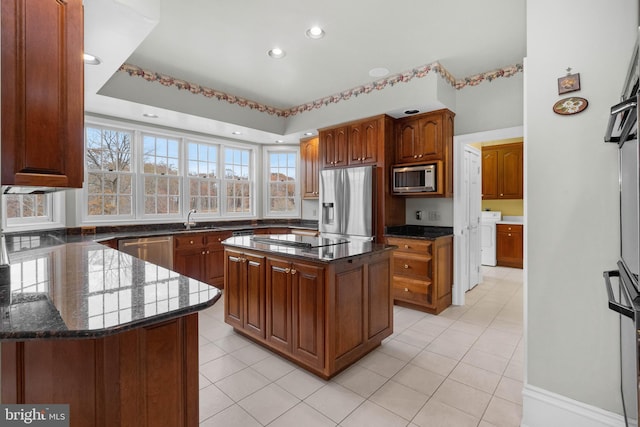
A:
[
  {"xmin": 496, "ymin": 225, "xmax": 523, "ymax": 268},
  {"xmin": 348, "ymin": 119, "xmax": 378, "ymax": 165},
  {"xmin": 499, "ymin": 144, "xmax": 523, "ymax": 199},
  {"xmin": 244, "ymin": 253, "xmax": 266, "ymax": 339},
  {"xmin": 224, "ymin": 250, "xmax": 245, "ymax": 329},
  {"xmin": 395, "ymin": 119, "xmax": 419, "ymax": 163},
  {"xmin": 320, "ymin": 127, "xmax": 347, "ymax": 168},
  {"xmin": 173, "ymin": 249, "xmax": 205, "ymax": 281},
  {"xmin": 1, "ymin": 0, "xmax": 84, "ymax": 188},
  {"xmin": 432, "ymin": 237, "xmax": 453, "ymax": 311},
  {"xmin": 481, "ymin": 149, "xmax": 499, "ymax": 199},
  {"xmin": 266, "ymin": 258, "xmax": 292, "ymax": 352},
  {"xmin": 417, "ymin": 116, "xmax": 442, "ymax": 161},
  {"xmin": 291, "ymin": 262, "xmax": 325, "ymax": 369},
  {"xmin": 300, "ymin": 137, "xmax": 319, "ymax": 198}
]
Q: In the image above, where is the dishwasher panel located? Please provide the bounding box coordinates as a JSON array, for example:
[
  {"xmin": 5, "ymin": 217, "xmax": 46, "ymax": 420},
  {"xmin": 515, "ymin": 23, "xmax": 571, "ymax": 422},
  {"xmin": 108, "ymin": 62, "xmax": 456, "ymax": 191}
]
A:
[{"xmin": 118, "ymin": 236, "xmax": 174, "ymax": 270}]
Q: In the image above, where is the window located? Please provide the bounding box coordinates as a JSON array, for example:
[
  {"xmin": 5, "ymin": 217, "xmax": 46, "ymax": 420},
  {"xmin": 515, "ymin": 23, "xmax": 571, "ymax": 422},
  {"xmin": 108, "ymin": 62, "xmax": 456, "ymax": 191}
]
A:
[
  {"xmin": 3, "ymin": 192, "xmax": 64, "ymax": 231},
  {"xmin": 223, "ymin": 148, "xmax": 252, "ymax": 215},
  {"xmin": 186, "ymin": 141, "xmax": 219, "ymax": 214},
  {"xmin": 85, "ymin": 126, "xmax": 133, "ymax": 217},
  {"xmin": 6, "ymin": 194, "xmax": 48, "ymax": 220},
  {"xmin": 142, "ymin": 134, "xmax": 181, "ymax": 216},
  {"xmin": 265, "ymin": 150, "xmax": 299, "ymax": 216}
]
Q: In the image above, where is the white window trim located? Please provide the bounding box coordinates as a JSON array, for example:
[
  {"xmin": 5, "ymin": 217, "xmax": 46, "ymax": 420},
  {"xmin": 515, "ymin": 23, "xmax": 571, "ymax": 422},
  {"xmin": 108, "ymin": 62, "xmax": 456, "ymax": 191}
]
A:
[
  {"xmin": 262, "ymin": 145, "xmax": 301, "ymax": 219},
  {"xmin": 80, "ymin": 116, "xmax": 260, "ymax": 226},
  {"xmin": 2, "ymin": 191, "xmax": 66, "ymax": 232}
]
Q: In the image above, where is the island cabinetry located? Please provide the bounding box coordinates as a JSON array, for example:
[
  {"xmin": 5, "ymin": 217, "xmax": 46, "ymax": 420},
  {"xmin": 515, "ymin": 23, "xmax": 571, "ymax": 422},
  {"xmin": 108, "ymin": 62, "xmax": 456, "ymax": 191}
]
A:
[
  {"xmin": 173, "ymin": 231, "xmax": 232, "ymax": 289},
  {"xmin": 386, "ymin": 236, "xmax": 453, "ymax": 314},
  {"xmin": 496, "ymin": 224, "xmax": 523, "ymax": 268},
  {"xmin": 1, "ymin": 0, "xmax": 84, "ymax": 188},
  {"xmin": 301, "ymin": 136, "xmax": 320, "ymax": 198},
  {"xmin": 224, "ymin": 247, "xmax": 393, "ymax": 379},
  {"xmin": 266, "ymin": 257, "xmax": 325, "ymax": 369},
  {"xmin": 224, "ymin": 249, "xmax": 266, "ymax": 339},
  {"xmin": 2, "ymin": 314, "xmax": 200, "ymax": 427},
  {"xmin": 481, "ymin": 142, "xmax": 523, "ymax": 199}
]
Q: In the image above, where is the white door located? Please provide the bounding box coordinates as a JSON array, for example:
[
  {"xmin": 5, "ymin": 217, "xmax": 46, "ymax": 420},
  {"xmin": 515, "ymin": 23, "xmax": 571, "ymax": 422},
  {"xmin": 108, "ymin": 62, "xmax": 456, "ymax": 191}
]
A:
[{"xmin": 467, "ymin": 148, "xmax": 481, "ymax": 289}]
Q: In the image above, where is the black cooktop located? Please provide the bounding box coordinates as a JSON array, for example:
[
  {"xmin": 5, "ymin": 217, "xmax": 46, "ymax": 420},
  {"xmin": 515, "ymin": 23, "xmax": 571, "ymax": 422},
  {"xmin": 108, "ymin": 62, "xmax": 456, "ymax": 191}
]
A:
[{"xmin": 251, "ymin": 234, "xmax": 349, "ymax": 249}]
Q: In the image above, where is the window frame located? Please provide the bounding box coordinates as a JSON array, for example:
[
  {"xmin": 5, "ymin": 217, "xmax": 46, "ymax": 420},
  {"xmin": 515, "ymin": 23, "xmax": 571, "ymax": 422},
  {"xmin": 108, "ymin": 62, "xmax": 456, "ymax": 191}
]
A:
[
  {"xmin": 262, "ymin": 145, "xmax": 300, "ymax": 218},
  {"xmin": 2, "ymin": 192, "xmax": 65, "ymax": 232}
]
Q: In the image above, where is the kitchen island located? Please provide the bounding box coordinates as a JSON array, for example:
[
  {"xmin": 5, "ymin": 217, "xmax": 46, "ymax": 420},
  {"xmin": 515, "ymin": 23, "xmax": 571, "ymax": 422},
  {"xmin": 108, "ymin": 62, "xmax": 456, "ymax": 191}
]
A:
[
  {"xmin": 0, "ymin": 238, "xmax": 221, "ymax": 427},
  {"xmin": 222, "ymin": 234, "xmax": 395, "ymax": 379}
]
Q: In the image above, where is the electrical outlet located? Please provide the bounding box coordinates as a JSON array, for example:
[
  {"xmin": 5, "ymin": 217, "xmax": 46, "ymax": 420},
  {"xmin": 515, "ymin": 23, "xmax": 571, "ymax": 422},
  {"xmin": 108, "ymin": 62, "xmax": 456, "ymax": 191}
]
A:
[
  {"xmin": 415, "ymin": 210, "xmax": 423, "ymax": 220},
  {"xmin": 428, "ymin": 211, "xmax": 440, "ymax": 221}
]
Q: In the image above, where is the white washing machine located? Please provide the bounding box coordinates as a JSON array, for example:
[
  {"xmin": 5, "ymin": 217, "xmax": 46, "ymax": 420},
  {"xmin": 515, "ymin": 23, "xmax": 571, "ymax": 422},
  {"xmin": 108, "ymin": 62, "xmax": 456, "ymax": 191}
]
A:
[{"xmin": 480, "ymin": 211, "xmax": 502, "ymax": 266}]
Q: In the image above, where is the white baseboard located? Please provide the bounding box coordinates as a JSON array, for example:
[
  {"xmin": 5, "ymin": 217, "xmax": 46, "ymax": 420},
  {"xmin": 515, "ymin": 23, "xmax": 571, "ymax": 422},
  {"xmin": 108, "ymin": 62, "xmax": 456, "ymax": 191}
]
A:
[{"xmin": 522, "ymin": 384, "xmax": 626, "ymax": 427}]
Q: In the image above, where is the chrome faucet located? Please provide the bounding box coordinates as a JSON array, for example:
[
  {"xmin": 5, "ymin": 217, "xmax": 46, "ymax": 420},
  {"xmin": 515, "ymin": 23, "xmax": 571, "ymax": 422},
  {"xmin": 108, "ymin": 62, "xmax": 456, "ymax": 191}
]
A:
[{"xmin": 184, "ymin": 209, "xmax": 197, "ymax": 230}]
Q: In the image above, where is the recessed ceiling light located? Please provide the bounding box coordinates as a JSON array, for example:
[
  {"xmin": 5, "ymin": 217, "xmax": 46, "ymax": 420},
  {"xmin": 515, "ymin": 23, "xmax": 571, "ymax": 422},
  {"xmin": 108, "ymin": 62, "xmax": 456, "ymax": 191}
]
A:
[
  {"xmin": 232, "ymin": 131, "xmax": 242, "ymax": 135},
  {"xmin": 275, "ymin": 139, "xmax": 284, "ymax": 144},
  {"xmin": 143, "ymin": 113, "xmax": 159, "ymax": 118},
  {"xmin": 303, "ymin": 132, "xmax": 314, "ymax": 136},
  {"xmin": 404, "ymin": 109, "xmax": 420, "ymax": 115},
  {"xmin": 268, "ymin": 48, "xmax": 286, "ymax": 59},
  {"xmin": 83, "ymin": 53, "xmax": 101, "ymax": 65},
  {"xmin": 305, "ymin": 26, "xmax": 325, "ymax": 39},
  {"xmin": 369, "ymin": 67, "xmax": 389, "ymax": 78}
]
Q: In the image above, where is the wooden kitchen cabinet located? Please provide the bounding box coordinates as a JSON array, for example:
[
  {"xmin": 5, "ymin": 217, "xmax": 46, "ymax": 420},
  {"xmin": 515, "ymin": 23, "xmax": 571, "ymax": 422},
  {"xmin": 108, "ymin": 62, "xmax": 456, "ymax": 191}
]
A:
[
  {"xmin": 300, "ymin": 136, "xmax": 320, "ymax": 198},
  {"xmin": 173, "ymin": 231, "xmax": 232, "ymax": 289},
  {"xmin": 1, "ymin": 0, "xmax": 85, "ymax": 188},
  {"xmin": 348, "ymin": 117, "xmax": 379, "ymax": 166},
  {"xmin": 496, "ymin": 223, "xmax": 523, "ymax": 268},
  {"xmin": 320, "ymin": 126, "xmax": 348, "ymax": 168},
  {"xmin": 224, "ymin": 246, "xmax": 393, "ymax": 379},
  {"xmin": 224, "ymin": 249, "xmax": 266, "ymax": 339},
  {"xmin": 482, "ymin": 142, "xmax": 523, "ymax": 200},
  {"xmin": 394, "ymin": 109, "xmax": 455, "ymax": 197},
  {"xmin": 386, "ymin": 235, "xmax": 453, "ymax": 314}
]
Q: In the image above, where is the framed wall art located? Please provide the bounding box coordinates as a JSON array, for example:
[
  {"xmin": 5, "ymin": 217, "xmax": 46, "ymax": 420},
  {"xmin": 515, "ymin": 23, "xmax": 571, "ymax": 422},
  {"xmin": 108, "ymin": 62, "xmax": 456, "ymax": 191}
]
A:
[{"xmin": 557, "ymin": 72, "xmax": 581, "ymax": 95}]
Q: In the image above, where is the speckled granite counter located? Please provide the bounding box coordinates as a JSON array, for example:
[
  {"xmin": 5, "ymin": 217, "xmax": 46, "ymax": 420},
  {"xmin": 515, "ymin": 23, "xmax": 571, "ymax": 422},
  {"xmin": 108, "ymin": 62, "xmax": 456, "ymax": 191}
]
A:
[
  {"xmin": 222, "ymin": 234, "xmax": 395, "ymax": 262},
  {"xmin": 384, "ymin": 225, "xmax": 454, "ymax": 240},
  {"xmin": 0, "ymin": 238, "xmax": 220, "ymax": 340}
]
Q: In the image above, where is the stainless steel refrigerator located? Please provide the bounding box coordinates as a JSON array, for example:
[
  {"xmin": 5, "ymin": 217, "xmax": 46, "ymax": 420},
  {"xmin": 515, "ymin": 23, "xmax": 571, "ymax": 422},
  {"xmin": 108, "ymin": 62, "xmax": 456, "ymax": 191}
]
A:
[{"xmin": 319, "ymin": 165, "xmax": 375, "ymax": 240}]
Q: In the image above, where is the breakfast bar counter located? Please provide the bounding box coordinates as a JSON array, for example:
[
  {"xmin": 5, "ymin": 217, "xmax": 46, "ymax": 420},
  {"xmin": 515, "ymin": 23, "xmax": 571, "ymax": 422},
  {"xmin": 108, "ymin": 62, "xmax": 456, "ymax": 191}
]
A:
[{"xmin": 0, "ymin": 238, "xmax": 221, "ymax": 427}]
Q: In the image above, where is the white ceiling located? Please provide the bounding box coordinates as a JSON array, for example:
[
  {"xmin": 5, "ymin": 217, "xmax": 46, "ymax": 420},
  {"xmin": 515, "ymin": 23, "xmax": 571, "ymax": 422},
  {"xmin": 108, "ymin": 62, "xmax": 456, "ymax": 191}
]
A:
[{"xmin": 84, "ymin": 0, "xmax": 526, "ymax": 143}]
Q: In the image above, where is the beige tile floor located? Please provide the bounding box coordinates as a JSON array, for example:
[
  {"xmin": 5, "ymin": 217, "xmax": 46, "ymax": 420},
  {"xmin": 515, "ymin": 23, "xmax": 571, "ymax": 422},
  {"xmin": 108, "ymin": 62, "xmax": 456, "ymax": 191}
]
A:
[{"xmin": 198, "ymin": 266, "xmax": 524, "ymax": 427}]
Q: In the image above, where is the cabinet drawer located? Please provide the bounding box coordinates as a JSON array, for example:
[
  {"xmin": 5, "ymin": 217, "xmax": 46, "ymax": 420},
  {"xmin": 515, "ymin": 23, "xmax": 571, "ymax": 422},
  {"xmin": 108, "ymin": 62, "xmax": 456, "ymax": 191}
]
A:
[
  {"xmin": 392, "ymin": 276, "xmax": 430, "ymax": 304},
  {"xmin": 174, "ymin": 234, "xmax": 205, "ymax": 250},
  {"xmin": 386, "ymin": 237, "xmax": 432, "ymax": 254},
  {"xmin": 392, "ymin": 254, "xmax": 430, "ymax": 278},
  {"xmin": 206, "ymin": 231, "xmax": 232, "ymax": 247},
  {"xmin": 496, "ymin": 224, "xmax": 523, "ymax": 234}
]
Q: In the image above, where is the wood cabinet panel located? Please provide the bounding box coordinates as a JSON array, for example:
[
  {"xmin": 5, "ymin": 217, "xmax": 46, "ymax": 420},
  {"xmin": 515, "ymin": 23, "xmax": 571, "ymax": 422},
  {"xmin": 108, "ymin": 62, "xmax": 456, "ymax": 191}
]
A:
[
  {"xmin": 496, "ymin": 224, "xmax": 523, "ymax": 268},
  {"xmin": 320, "ymin": 126, "xmax": 348, "ymax": 168},
  {"xmin": 481, "ymin": 142, "xmax": 523, "ymax": 200},
  {"xmin": 418, "ymin": 117, "xmax": 442, "ymax": 160},
  {"xmin": 333, "ymin": 266, "xmax": 365, "ymax": 358},
  {"xmin": 348, "ymin": 118, "xmax": 379, "ymax": 165},
  {"xmin": 1, "ymin": 0, "xmax": 84, "ymax": 188},
  {"xmin": 2, "ymin": 315, "xmax": 199, "ymax": 427},
  {"xmin": 266, "ymin": 258, "xmax": 292, "ymax": 351},
  {"xmin": 224, "ymin": 250, "xmax": 245, "ymax": 329},
  {"xmin": 300, "ymin": 136, "xmax": 320, "ymax": 198},
  {"xmin": 245, "ymin": 254, "xmax": 266, "ymax": 339},
  {"xmin": 367, "ymin": 258, "xmax": 392, "ymax": 338},
  {"xmin": 291, "ymin": 262, "xmax": 325, "ymax": 368}
]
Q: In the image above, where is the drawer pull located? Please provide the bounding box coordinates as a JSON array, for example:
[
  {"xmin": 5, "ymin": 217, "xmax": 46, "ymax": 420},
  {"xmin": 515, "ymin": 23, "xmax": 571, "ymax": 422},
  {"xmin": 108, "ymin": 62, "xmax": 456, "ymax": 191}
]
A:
[
  {"xmin": 291, "ymin": 269, "xmax": 297, "ymax": 275},
  {"xmin": 404, "ymin": 244, "xmax": 409, "ymax": 249},
  {"xmin": 508, "ymin": 233, "xmax": 512, "ymax": 237},
  {"xmin": 190, "ymin": 240, "xmax": 194, "ymax": 245},
  {"xmin": 404, "ymin": 287, "xmax": 409, "ymax": 292},
  {"xmin": 404, "ymin": 264, "xmax": 409, "ymax": 269},
  {"xmin": 284, "ymin": 268, "xmax": 291, "ymax": 273},
  {"xmin": 202, "ymin": 251, "xmax": 205, "ymax": 255}
]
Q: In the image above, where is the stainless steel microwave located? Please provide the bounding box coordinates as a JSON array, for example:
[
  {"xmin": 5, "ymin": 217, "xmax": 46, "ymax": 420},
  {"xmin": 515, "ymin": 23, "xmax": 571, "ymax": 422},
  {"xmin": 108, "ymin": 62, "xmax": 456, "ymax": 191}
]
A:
[{"xmin": 392, "ymin": 163, "xmax": 437, "ymax": 193}]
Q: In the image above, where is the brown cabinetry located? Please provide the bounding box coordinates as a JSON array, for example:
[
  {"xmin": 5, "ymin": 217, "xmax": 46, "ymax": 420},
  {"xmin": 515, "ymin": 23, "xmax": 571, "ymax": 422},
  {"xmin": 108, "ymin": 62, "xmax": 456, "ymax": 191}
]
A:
[
  {"xmin": 300, "ymin": 136, "xmax": 320, "ymax": 198},
  {"xmin": 394, "ymin": 109, "xmax": 455, "ymax": 197},
  {"xmin": 173, "ymin": 231, "xmax": 232, "ymax": 289},
  {"xmin": 481, "ymin": 142, "xmax": 523, "ymax": 199},
  {"xmin": 2, "ymin": 314, "xmax": 199, "ymax": 427},
  {"xmin": 224, "ymin": 247, "xmax": 393, "ymax": 379},
  {"xmin": 1, "ymin": 0, "xmax": 84, "ymax": 188},
  {"xmin": 348, "ymin": 117, "xmax": 379, "ymax": 165},
  {"xmin": 496, "ymin": 224, "xmax": 523, "ymax": 268},
  {"xmin": 386, "ymin": 236, "xmax": 453, "ymax": 314},
  {"xmin": 320, "ymin": 126, "xmax": 348, "ymax": 168}
]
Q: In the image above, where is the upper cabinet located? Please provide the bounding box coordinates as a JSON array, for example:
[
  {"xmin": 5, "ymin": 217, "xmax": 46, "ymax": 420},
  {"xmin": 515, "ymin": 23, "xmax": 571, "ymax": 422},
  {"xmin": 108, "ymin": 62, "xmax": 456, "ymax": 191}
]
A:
[
  {"xmin": 394, "ymin": 109, "xmax": 455, "ymax": 198},
  {"xmin": 319, "ymin": 126, "xmax": 348, "ymax": 168},
  {"xmin": 481, "ymin": 142, "xmax": 523, "ymax": 200},
  {"xmin": 1, "ymin": 0, "xmax": 84, "ymax": 188},
  {"xmin": 347, "ymin": 117, "xmax": 379, "ymax": 166},
  {"xmin": 319, "ymin": 115, "xmax": 386, "ymax": 169},
  {"xmin": 300, "ymin": 136, "xmax": 320, "ymax": 199}
]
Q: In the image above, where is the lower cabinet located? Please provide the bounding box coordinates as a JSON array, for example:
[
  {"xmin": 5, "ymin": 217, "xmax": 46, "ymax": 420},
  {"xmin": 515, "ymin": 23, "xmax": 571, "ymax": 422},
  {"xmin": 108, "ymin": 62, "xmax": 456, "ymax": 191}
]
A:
[
  {"xmin": 173, "ymin": 231, "xmax": 232, "ymax": 289},
  {"xmin": 224, "ymin": 248, "xmax": 393, "ymax": 379},
  {"xmin": 386, "ymin": 236, "xmax": 453, "ymax": 314},
  {"xmin": 496, "ymin": 224, "xmax": 523, "ymax": 268},
  {"xmin": 2, "ymin": 315, "xmax": 199, "ymax": 427}
]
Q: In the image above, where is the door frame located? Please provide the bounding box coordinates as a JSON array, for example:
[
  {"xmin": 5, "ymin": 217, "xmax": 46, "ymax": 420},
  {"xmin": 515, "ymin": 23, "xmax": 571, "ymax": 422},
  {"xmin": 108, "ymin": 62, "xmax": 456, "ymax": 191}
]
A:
[{"xmin": 453, "ymin": 126, "xmax": 523, "ymax": 306}]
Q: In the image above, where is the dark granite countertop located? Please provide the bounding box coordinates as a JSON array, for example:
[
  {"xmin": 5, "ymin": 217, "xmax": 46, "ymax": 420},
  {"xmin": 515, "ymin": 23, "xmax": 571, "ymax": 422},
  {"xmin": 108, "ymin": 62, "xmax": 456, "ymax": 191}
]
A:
[
  {"xmin": 384, "ymin": 225, "xmax": 454, "ymax": 240},
  {"xmin": 0, "ymin": 239, "xmax": 221, "ymax": 340},
  {"xmin": 222, "ymin": 234, "xmax": 396, "ymax": 262}
]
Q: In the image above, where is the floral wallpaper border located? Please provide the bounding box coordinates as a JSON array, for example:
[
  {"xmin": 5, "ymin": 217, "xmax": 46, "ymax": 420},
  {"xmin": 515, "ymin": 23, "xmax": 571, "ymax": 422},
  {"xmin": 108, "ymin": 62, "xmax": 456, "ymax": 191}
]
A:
[{"xmin": 118, "ymin": 61, "xmax": 523, "ymax": 119}]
